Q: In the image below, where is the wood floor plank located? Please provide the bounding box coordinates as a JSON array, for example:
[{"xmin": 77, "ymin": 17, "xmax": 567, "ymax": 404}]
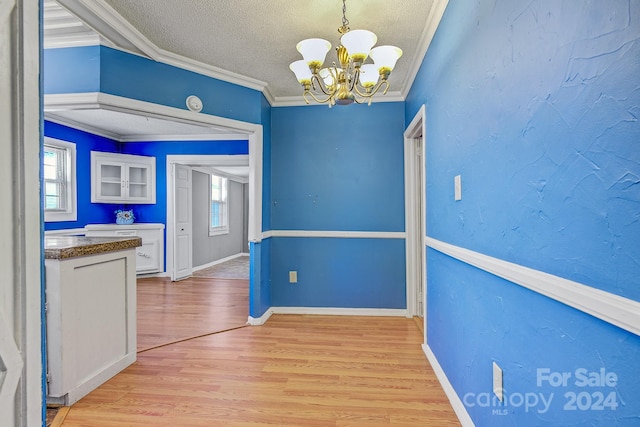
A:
[{"xmin": 60, "ymin": 276, "xmax": 459, "ymax": 426}]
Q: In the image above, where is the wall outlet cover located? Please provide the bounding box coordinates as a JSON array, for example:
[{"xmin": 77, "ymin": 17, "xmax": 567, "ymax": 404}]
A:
[{"xmin": 493, "ymin": 361, "xmax": 503, "ymax": 401}]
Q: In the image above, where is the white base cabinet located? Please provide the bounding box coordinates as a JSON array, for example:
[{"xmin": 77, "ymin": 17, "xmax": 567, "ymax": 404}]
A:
[
  {"xmin": 45, "ymin": 248, "xmax": 137, "ymax": 405},
  {"xmin": 85, "ymin": 223, "xmax": 165, "ymax": 274}
]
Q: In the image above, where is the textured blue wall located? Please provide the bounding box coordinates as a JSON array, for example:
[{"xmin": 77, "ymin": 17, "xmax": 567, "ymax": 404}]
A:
[
  {"xmin": 270, "ymin": 237, "xmax": 406, "ymax": 308},
  {"xmin": 269, "ymin": 102, "xmax": 406, "ymax": 309},
  {"xmin": 271, "ymin": 103, "xmax": 405, "ymax": 231},
  {"xmin": 121, "ymin": 140, "xmax": 248, "ymax": 224},
  {"xmin": 44, "ymin": 46, "xmax": 100, "ymax": 94},
  {"xmin": 407, "ymin": 0, "xmax": 640, "ymax": 425},
  {"xmin": 100, "ymin": 47, "xmax": 263, "ymax": 125},
  {"xmin": 43, "ymin": 121, "xmax": 119, "ymax": 230},
  {"xmin": 44, "ymin": 46, "xmax": 264, "ymax": 125}
]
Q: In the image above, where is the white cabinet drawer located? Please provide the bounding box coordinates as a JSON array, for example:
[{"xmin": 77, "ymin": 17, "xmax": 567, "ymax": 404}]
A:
[{"xmin": 85, "ymin": 224, "xmax": 165, "ymax": 274}]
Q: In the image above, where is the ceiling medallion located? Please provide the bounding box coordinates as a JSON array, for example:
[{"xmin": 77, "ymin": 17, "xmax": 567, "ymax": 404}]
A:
[{"xmin": 289, "ymin": 0, "xmax": 402, "ymax": 107}]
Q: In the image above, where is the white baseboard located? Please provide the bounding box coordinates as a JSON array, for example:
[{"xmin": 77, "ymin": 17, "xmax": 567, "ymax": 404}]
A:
[
  {"xmin": 247, "ymin": 308, "xmax": 273, "ymax": 325},
  {"xmin": 192, "ymin": 252, "xmax": 245, "ymax": 272},
  {"xmin": 248, "ymin": 306, "xmax": 407, "ymax": 326},
  {"xmin": 422, "ymin": 344, "xmax": 475, "ymax": 427},
  {"xmin": 271, "ymin": 306, "xmax": 407, "ymax": 317}
]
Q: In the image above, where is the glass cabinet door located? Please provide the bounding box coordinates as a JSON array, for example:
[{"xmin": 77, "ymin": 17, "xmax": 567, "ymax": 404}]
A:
[
  {"xmin": 97, "ymin": 161, "xmax": 125, "ymax": 200},
  {"xmin": 126, "ymin": 163, "xmax": 150, "ymax": 200}
]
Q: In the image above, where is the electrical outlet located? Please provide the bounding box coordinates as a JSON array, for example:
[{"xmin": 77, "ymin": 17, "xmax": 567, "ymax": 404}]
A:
[
  {"xmin": 289, "ymin": 271, "xmax": 298, "ymax": 283},
  {"xmin": 493, "ymin": 361, "xmax": 503, "ymax": 401}
]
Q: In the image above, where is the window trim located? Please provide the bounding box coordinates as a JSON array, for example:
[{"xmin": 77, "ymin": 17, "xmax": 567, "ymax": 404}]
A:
[
  {"xmin": 44, "ymin": 137, "xmax": 77, "ymax": 222},
  {"xmin": 209, "ymin": 173, "xmax": 229, "ymax": 236}
]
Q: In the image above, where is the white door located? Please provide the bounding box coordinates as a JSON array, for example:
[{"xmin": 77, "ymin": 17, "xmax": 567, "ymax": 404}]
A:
[
  {"xmin": 173, "ymin": 164, "xmax": 193, "ymax": 280},
  {"xmin": 0, "ymin": 0, "xmax": 42, "ymax": 425}
]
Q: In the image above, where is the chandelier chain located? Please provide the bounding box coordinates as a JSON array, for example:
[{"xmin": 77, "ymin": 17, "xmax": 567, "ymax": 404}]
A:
[{"xmin": 339, "ymin": 0, "xmax": 350, "ymax": 34}]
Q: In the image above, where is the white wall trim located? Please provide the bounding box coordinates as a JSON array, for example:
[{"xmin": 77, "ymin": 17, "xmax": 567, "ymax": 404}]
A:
[
  {"xmin": 426, "ymin": 237, "xmax": 640, "ymax": 337},
  {"xmin": 50, "ymin": 0, "xmax": 450, "ymax": 106},
  {"xmin": 247, "ymin": 308, "xmax": 274, "ymax": 326},
  {"xmin": 192, "ymin": 252, "xmax": 246, "ymax": 272},
  {"xmin": 404, "ymin": 105, "xmax": 427, "ymax": 321},
  {"xmin": 271, "ymin": 307, "xmax": 407, "ymax": 317},
  {"xmin": 55, "ymin": 0, "xmax": 268, "ymax": 92},
  {"xmin": 422, "ymin": 344, "xmax": 475, "ymax": 427},
  {"xmin": 249, "ymin": 307, "xmax": 407, "ymax": 324},
  {"xmin": 262, "ymin": 230, "xmax": 405, "ymax": 239},
  {"xmin": 401, "ymin": 0, "xmax": 450, "ymax": 96}
]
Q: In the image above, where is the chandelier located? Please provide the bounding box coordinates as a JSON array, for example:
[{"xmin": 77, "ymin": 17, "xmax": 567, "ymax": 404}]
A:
[{"xmin": 289, "ymin": 0, "xmax": 403, "ymax": 106}]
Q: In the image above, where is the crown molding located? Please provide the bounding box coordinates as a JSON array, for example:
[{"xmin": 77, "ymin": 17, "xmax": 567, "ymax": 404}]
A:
[
  {"xmin": 52, "ymin": 0, "xmax": 450, "ymax": 106},
  {"xmin": 43, "ymin": 32, "xmax": 104, "ymax": 49},
  {"xmin": 271, "ymin": 91, "xmax": 406, "ymax": 108},
  {"xmin": 401, "ymin": 0, "xmax": 450, "ymax": 96},
  {"xmin": 56, "ymin": 0, "xmax": 159, "ymax": 58},
  {"xmin": 155, "ymin": 48, "xmax": 267, "ymax": 92},
  {"xmin": 55, "ymin": 0, "xmax": 268, "ymax": 93}
]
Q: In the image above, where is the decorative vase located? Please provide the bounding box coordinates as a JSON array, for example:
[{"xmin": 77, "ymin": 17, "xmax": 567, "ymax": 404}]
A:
[{"xmin": 115, "ymin": 209, "xmax": 135, "ymax": 225}]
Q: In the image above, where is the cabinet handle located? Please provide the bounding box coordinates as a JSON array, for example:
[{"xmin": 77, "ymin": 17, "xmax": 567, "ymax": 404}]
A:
[{"xmin": 137, "ymin": 252, "xmax": 151, "ymax": 259}]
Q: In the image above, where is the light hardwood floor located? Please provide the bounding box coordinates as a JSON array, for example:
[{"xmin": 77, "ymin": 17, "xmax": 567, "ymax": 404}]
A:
[
  {"xmin": 136, "ymin": 276, "xmax": 249, "ymax": 351},
  {"xmin": 57, "ymin": 277, "xmax": 459, "ymax": 426}
]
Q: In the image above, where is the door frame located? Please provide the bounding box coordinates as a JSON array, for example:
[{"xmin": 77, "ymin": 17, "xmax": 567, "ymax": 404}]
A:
[
  {"xmin": 404, "ymin": 105, "xmax": 427, "ymax": 340},
  {"xmin": 44, "ymin": 92, "xmax": 264, "ymax": 278},
  {"xmin": 1, "ymin": 0, "xmax": 42, "ymax": 424},
  {"xmin": 166, "ymin": 155, "xmax": 250, "ymax": 280}
]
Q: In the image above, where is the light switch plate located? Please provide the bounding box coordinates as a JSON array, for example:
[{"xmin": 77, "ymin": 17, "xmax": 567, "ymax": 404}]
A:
[
  {"xmin": 493, "ymin": 361, "xmax": 503, "ymax": 401},
  {"xmin": 454, "ymin": 175, "xmax": 462, "ymax": 201},
  {"xmin": 289, "ymin": 271, "xmax": 298, "ymax": 283}
]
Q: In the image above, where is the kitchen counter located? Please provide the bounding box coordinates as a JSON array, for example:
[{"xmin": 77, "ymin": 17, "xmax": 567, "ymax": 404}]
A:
[
  {"xmin": 44, "ymin": 235, "xmax": 142, "ymax": 259},
  {"xmin": 45, "ymin": 235, "xmax": 139, "ymax": 405}
]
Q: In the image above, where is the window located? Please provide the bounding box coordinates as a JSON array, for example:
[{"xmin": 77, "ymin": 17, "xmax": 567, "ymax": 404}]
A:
[
  {"xmin": 209, "ymin": 174, "xmax": 228, "ymax": 235},
  {"xmin": 43, "ymin": 138, "xmax": 76, "ymax": 222}
]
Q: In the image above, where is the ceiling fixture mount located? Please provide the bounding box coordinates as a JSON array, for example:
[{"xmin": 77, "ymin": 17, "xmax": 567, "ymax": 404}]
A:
[{"xmin": 290, "ymin": 0, "xmax": 403, "ymax": 107}]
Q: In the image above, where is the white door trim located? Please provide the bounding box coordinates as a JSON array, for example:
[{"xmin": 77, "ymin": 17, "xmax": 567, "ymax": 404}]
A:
[
  {"xmin": 1, "ymin": 0, "xmax": 42, "ymax": 424},
  {"xmin": 404, "ymin": 105, "xmax": 427, "ymax": 337},
  {"xmin": 43, "ymin": 92, "xmax": 264, "ymax": 279},
  {"xmin": 166, "ymin": 155, "xmax": 251, "ymax": 279}
]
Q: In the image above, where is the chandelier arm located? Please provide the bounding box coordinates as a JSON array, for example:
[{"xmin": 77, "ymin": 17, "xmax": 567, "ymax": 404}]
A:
[
  {"xmin": 310, "ymin": 74, "xmax": 334, "ymax": 96},
  {"xmin": 352, "ymin": 79, "xmax": 391, "ymax": 99},
  {"xmin": 304, "ymin": 89, "xmax": 334, "ymax": 104},
  {"xmin": 346, "ymin": 66, "xmax": 360, "ymax": 92}
]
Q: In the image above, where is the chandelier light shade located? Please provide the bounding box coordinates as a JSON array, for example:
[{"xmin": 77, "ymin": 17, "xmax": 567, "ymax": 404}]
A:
[
  {"xmin": 296, "ymin": 38, "xmax": 332, "ymax": 70},
  {"xmin": 370, "ymin": 45, "xmax": 403, "ymax": 74},
  {"xmin": 289, "ymin": 0, "xmax": 403, "ymax": 106},
  {"xmin": 340, "ymin": 29, "xmax": 377, "ymax": 63},
  {"xmin": 289, "ymin": 60, "xmax": 313, "ymax": 84}
]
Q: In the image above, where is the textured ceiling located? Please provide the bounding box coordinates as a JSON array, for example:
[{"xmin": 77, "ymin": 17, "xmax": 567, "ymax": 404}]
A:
[
  {"xmin": 44, "ymin": 0, "xmax": 444, "ymax": 143},
  {"xmin": 98, "ymin": 0, "xmax": 435, "ymax": 100}
]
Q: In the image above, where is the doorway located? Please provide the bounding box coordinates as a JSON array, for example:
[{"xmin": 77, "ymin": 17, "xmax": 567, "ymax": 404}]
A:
[{"xmin": 404, "ymin": 105, "xmax": 427, "ymax": 343}]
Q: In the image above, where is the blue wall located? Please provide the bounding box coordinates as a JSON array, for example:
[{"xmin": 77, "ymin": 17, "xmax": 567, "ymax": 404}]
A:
[
  {"xmin": 44, "ymin": 121, "xmax": 119, "ymax": 230},
  {"xmin": 45, "ymin": 46, "xmax": 263, "ymax": 125},
  {"xmin": 407, "ymin": 0, "xmax": 640, "ymax": 424},
  {"xmin": 44, "ymin": 46, "xmax": 100, "ymax": 94},
  {"xmin": 269, "ymin": 102, "xmax": 406, "ymax": 309},
  {"xmin": 121, "ymin": 140, "xmax": 248, "ymax": 225}
]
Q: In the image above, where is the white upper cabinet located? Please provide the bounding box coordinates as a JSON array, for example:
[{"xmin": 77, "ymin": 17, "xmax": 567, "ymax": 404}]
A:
[{"xmin": 91, "ymin": 151, "xmax": 156, "ymax": 204}]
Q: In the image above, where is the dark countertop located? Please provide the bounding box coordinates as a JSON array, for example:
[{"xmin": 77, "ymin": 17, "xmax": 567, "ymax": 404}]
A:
[{"xmin": 44, "ymin": 236, "xmax": 142, "ymax": 260}]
